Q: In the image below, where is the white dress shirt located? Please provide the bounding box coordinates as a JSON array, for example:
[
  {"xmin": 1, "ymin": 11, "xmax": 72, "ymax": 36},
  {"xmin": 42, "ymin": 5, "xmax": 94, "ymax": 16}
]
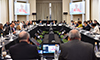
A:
[
  {"xmin": 93, "ymin": 26, "xmax": 100, "ymax": 34},
  {"xmin": 19, "ymin": 23, "xmax": 23, "ymax": 29}
]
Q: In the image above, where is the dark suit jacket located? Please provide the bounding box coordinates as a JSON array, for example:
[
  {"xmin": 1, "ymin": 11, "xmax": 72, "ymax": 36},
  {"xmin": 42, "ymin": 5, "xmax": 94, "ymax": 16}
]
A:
[
  {"xmin": 9, "ymin": 41, "xmax": 40, "ymax": 60},
  {"xmin": 83, "ymin": 24, "xmax": 91, "ymax": 31},
  {"xmin": 59, "ymin": 40, "xmax": 96, "ymax": 60},
  {"xmin": 4, "ymin": 24, "xmax": 9, "ymax": 28},
  {"xmin": 4, "ymin": 26, "xmax": 10, "ymax": 35},
  {"xmin": 0, "ymin": 29, "xmax": 4, "ymax": 37},
  {"xmin": 23, "ymin": 24, "xmax": 27, "ymax": 28},
  {"xmin": 4, "ymin": 26, "xmax": 16, "ymax": 35}
]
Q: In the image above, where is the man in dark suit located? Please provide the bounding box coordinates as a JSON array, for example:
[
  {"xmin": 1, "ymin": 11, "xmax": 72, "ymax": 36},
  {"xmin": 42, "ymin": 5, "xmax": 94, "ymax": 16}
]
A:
[
  {"xmin": 59, "ymin": 29, "xmax": 96, "ymax": 60},
  {"xmin": 3, "ymin": 22, "xmax": 10, "ymax": 28},
  {"xmin": 71, "ymin": 20, "xmax": 74, "ymax": 25},
  {"xmin": 4, "ymin": 23, "xmax": 16, "ymax": 35},
  {"xmin": 9, "ymin": 31, "xmax": 40, "ymax": 60},
  {"xmin": 83, "ymin": 21, "xmax": 91, "ymax": 31}
]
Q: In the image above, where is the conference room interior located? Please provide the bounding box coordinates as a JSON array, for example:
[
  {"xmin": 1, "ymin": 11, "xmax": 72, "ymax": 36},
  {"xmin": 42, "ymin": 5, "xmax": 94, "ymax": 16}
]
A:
[{"xmin": 0, "ymin": 0, "xmax": 100, "ymax": 60}]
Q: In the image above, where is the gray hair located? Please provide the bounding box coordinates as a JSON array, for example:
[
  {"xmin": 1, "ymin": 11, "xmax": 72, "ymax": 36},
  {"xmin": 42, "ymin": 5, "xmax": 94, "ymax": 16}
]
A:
[
  {"xmin": 68, "ymin": 30, "xmax": 81, "ymax": 40},
  {"xmin": 19, "ymin": 31, "xmax": 30, "ymax": 40}
]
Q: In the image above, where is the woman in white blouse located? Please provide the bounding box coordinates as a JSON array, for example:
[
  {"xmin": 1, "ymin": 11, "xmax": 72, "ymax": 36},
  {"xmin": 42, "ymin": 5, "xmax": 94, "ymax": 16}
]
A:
[{"xmin": 91, "ymin": 24, "xmax": 100, "ymax": 34}]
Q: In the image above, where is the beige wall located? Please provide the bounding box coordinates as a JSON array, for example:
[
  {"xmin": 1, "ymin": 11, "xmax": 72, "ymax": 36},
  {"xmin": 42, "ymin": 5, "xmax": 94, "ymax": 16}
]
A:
[
  {"xmin": 1, "ymin": 0, "xmax": 99, "ymax": 24},
  {"xmin": 9, "ymin": 0, "xmax": 14, "ymax": 23},
  {"xmin": 29, "ymin": 0, "xmax": 36, "ymax": 20},
  {"xmin": 17, "ymin": 15, "xmax": 26, "ymax": 21},
  {"xmin": 36, "ymin": 0, "xmax": 62, "ymax": 23},
  {"xmin": 91, "ymin": 0, "xmax": 99, "ymax": 22},
  {"xmin": 62, "ymin": 0, "xmax": 71, "ymax": 24},
  {"xmin": 73, "ymin": 15, "xmax": 82, "ymax": 21},
  {"xmin": 0, "ymin": 0, "xmax": 9, "ymax": 25}
]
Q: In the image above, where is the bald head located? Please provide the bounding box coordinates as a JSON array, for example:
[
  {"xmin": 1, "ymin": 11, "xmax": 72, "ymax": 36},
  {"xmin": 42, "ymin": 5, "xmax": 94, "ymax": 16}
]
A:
[
  {"xmin": 69, "ymin": 29, "xmax": 81, "ymax": 40},
  {"xmin": 30, "ymin": 21, "xmax": 32, "ymax": 24},
  {"xmin": 10, "ymin": 23, "xmax": 15, "ymax": 28},
  {"xmin": 6, "ymin": 22, "xmax": 9, "ymax": 25},
  {"xmin": 19, "ymin": 31, "xmax": 30, "ymax": 41},
  {"xmin": 12, "ymin": 23, "xmax": 15, "ymax": 26}
]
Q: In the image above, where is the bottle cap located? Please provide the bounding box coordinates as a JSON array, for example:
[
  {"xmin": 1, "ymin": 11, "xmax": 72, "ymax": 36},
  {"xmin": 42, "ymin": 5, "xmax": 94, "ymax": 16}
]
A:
[{"xmin": 95, "ymin": 42, "xmax": 97, "ymax": 45}]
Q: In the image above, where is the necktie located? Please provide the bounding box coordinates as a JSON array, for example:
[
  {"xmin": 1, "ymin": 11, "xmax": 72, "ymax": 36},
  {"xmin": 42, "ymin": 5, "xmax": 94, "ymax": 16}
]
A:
[{"xmin": 13, "ymin": 28, "xmax": 15, "ymax": 31}]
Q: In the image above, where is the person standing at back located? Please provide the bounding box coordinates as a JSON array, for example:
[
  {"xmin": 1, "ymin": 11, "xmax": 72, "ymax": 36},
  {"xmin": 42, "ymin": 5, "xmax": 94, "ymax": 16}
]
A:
[
  {"xmin": 59, "ymin": 29, "xmax": 96, "ymax": 60},
  {"xmin": 9, "ymin": 31, "xmax": 40, "ymax": 60}
]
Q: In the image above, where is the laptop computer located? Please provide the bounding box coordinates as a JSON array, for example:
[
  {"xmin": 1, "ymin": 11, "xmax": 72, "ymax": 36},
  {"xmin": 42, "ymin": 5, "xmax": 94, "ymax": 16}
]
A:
[{"xmin": 42, "ymin": 43, "xmax": 60, "ymax": 58}]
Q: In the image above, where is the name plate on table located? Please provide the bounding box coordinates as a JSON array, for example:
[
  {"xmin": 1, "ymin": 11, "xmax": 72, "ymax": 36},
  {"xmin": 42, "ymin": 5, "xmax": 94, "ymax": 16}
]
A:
[
  {"xmin": 83, "ymin": 31, "xmax": 90, "ymax": 35},
  {"xmin": 39, "ymin": 25, "xmax": 44, "ymax": 26},
  {"xmin": 30, "ymin": 25, "xmax": 33, "ymax": 28},
  {"xmin": 43, "ymin": 24, "xmax": 46, "ymax": 26},
  {"xmin": 47, "ymin": 24, "xmax": 50, "ymax": 26},
  {"xmin": 59, "ymin": 24, "xmax": 62, "ymax": 26},
  {"xmin": 53, "ymin": 24, "xmax": 57, "ymax": 26}
]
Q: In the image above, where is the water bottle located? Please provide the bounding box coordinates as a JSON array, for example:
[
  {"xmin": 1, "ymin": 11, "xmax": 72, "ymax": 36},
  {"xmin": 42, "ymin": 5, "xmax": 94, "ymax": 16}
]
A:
[
  {"xmin": 96, "ymin": 43, "xmax": 100, "ymax": 57},
  {"xmin": 1, "ymin": 42, "xmax": 7, "ymax": 59},
  {"xmin": 54, "ymin": 48, "xmax": 57, "ymax": 60},
  {"xmin": 54, "ymin": 44, "xmax": 59, "ymax": 60},
  {"xmin": 94, "ymin": 42, "xmax": 98, "ymax": 53}
]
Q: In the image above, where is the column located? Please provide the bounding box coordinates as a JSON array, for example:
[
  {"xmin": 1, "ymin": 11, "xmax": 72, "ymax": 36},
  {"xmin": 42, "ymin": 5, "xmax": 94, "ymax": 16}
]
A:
[
  {"xmin": 1, "ymin": 0, "xmax": 8, "ymax": 24},
  {"xmin": 0, "ymin": 0, "xmax": 1, "ymax": 23},
  {"xmin": 9, "ymin": 0, "xmax": 14, "ymax": 23},
  {"xmin": 62, "ymin": 0, "xmax": 68, "ymax": 23},
  {"xmin": 99, "ymin": 0, "xmax": 100, "ymax": 22},
  {"xmin": 71, "ymin": 0, "xmax": 73, "ymax": 21},
  {"xmin": 32, "ymin": 0, "xmax": 36, "ymax": 20},
  {"xmin": 86, "ymin": 0, "xmax": 90, "ymax": 21},
  {"xmin": 26, "ymin": 0, "xmax": 29, "ymax": 21},
  {"xmin": 15, "ymin": 0, "xmax": 17, "ymax": 21},
  {"xmin": 82, "ymin": 0, "xmax": 85, "ymax": 24}
]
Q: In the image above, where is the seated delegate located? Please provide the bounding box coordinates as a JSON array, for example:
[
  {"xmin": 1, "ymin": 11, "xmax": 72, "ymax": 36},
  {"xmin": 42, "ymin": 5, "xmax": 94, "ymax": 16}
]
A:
[
  {"xmin": 91, "ymin": 23, "xmax": 100, "ymax": 34},
  {"xmin": 59, "ymin": 29, "xmax": 96, "ymax": 60},
  {"xmin": 9, "ymin": 31, "xmax": 40, "ymax": 60},
  {"xmin": 83, "ymin": 21, "xmax": 91, "ymax": 31},
  {"xmin": 77, "ymin": 21, "xmax": 83, "ymax": 28},
  {"xmin": 4, "ymin": 23, "xmax": 16, "ymax": 35}
]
